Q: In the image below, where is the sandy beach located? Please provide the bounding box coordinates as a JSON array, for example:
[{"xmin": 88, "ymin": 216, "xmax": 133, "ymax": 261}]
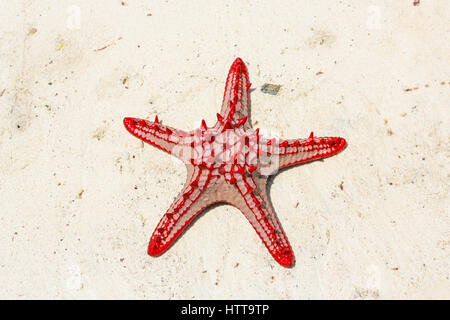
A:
[{"xmin": 0, "ymin": 0, "xmax": 448, "ymax": 299}]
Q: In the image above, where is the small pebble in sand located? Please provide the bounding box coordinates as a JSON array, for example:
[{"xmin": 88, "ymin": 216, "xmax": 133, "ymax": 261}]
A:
[{"xmin": 261, "ymin": 83, "xmax": 281, "ymax": 95}]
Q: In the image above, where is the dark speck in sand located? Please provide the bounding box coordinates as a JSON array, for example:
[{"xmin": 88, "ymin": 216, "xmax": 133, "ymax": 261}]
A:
[{"xmin": 261, "ymin": 83, "xmax": 281, "ymax": 95}]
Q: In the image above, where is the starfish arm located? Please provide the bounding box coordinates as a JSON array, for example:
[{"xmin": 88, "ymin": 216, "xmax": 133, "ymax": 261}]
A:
[
  {"xmin": 232, "ymin": 175, "xmax": 294, "ymax": 267},
  {"xmin": 217, "ymin": 57, "xmax": 251, "ymax": 129},
  {"xmin": 267, "ymin": 135, "xmax": 346, "ymax": 170},
  {"xmin": 147, "ymin": 166, "xmax": 215, "ymax": 256},
  {"xmin": 123, "ymin": 117, "xmax": 192, "ymax": 156}
]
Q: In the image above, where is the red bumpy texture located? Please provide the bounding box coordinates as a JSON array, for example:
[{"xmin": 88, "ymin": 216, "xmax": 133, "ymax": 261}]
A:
[{"xmin": 123, "ymin": 58, "xmax": 346, "ymax": 267}]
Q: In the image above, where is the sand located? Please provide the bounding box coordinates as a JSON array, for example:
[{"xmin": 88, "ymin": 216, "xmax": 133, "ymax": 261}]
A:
[{"xmin": 0, "ymin": 0, "xmax": 448, "ymax": 299}]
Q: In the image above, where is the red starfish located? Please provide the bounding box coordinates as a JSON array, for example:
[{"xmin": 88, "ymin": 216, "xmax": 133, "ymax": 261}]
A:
[{"xmin": 123, "ymin": 58, "xmax": 346, "ymax": 267}]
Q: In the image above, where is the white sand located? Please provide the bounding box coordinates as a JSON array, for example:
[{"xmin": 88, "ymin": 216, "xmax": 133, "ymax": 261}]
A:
[{"xmin": 0, "ymin": 0, "xmax": 448, "ymax": 299}]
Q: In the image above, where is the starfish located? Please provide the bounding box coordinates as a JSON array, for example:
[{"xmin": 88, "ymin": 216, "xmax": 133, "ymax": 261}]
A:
[{"xmin": 123, "ymin": 58, "xmax": 346, "ymax": 267}]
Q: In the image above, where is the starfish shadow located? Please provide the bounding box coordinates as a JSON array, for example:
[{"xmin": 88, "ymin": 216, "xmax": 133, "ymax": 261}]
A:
[{"xmin": 247, "ymin": 87, "xmax": 256, "ymax": 126}]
